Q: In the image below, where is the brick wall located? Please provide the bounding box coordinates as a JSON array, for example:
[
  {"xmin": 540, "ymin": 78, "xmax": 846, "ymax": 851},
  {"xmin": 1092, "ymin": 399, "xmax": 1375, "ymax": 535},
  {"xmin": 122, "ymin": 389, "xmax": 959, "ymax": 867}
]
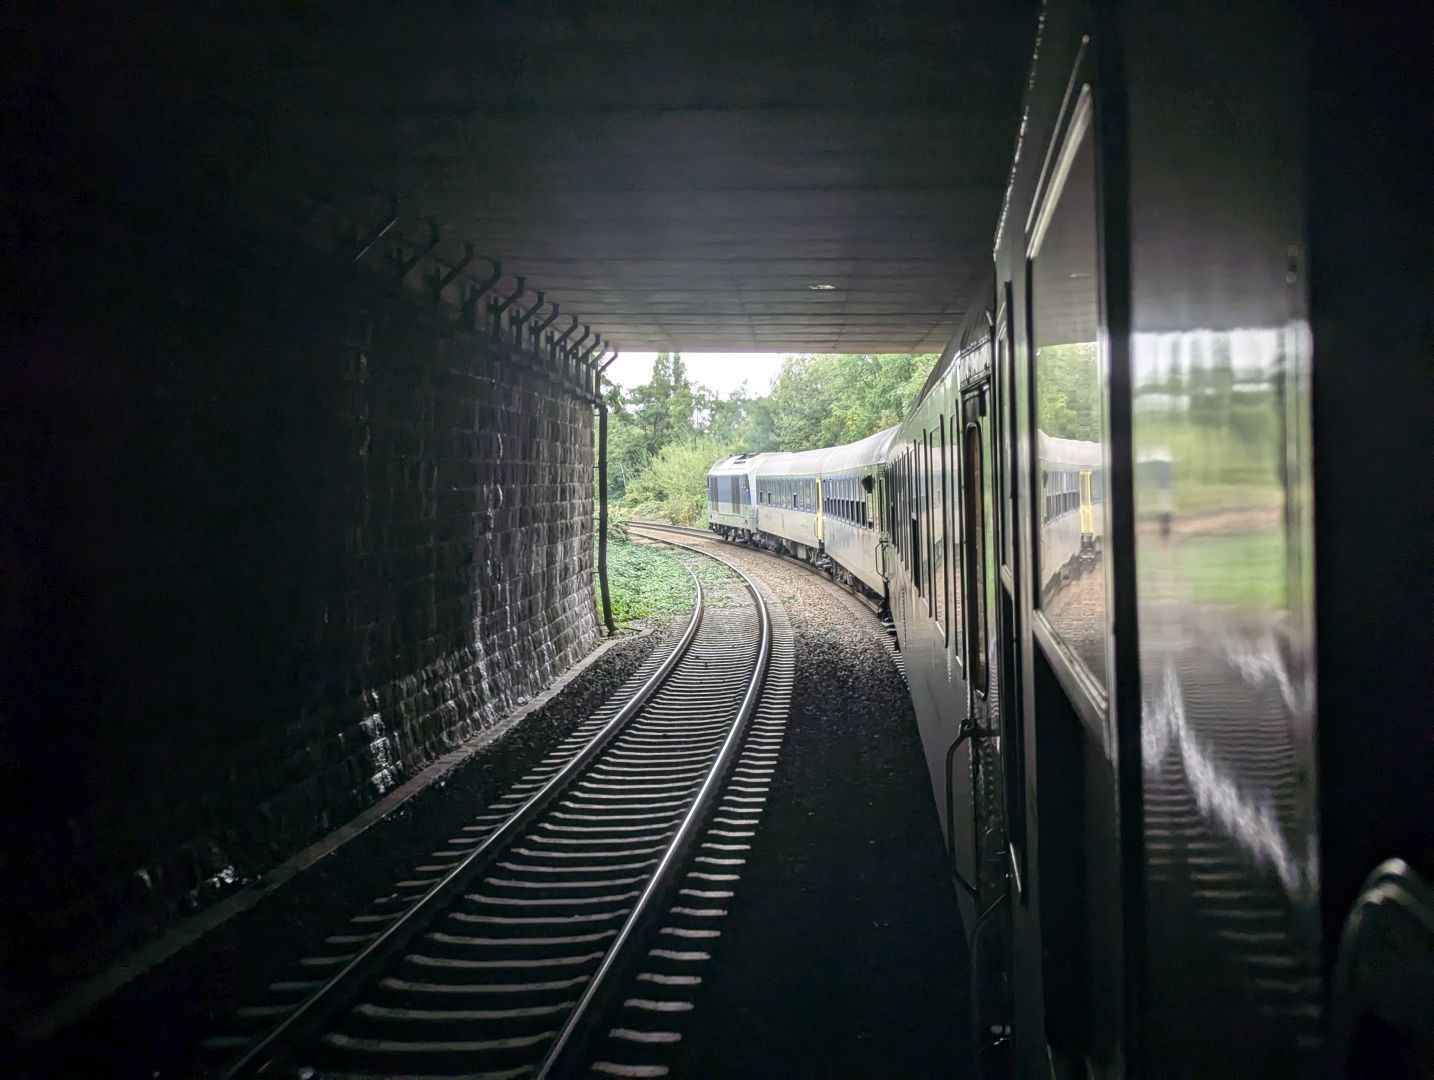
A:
[{"xmin": 0, "ymin": 201, "xmax": 598, "ymax": 1000}]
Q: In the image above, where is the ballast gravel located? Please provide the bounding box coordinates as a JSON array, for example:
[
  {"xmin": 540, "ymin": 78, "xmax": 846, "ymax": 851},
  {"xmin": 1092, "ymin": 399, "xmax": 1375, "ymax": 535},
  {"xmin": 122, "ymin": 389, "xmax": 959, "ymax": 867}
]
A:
[{"xmin": 639, "ymin": 535, "xmax": 974, "ymax": 1079}]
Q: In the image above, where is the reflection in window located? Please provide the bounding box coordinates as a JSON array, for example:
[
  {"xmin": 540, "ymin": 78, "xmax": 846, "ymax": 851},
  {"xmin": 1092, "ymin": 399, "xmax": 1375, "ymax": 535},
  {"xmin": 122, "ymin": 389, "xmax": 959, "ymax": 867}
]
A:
[{"xmin": 1031, "ymin": 87, "xmax": 1108, "ymax": 690}]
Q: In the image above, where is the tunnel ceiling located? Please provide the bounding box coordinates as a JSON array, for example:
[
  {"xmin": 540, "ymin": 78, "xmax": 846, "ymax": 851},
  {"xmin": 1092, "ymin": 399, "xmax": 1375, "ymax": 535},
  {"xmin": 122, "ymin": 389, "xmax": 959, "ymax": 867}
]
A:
[{"xmin": 76, "ymin": 3, "xmax": 1039, "ymax": 353}]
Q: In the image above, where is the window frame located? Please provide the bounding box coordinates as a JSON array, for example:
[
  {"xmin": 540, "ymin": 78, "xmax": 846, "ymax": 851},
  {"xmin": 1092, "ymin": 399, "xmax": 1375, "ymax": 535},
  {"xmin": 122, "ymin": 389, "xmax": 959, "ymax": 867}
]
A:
[{"xmin": 1023, "ymin": 63, "xmax": 1111, "ymax": 725}]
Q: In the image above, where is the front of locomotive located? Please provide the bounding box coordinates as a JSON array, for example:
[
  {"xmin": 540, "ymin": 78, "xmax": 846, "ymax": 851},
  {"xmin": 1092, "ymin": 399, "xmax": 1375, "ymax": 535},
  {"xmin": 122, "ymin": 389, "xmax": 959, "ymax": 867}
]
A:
[{"xmin": 706, "ymin": 453, "xmax": 758, "ymax": 539}]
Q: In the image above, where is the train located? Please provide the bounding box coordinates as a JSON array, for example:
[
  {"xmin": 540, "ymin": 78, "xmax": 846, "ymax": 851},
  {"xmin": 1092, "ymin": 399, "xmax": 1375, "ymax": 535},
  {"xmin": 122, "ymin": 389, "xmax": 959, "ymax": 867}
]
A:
[{"xmin": 705, "ymin": 2, "xmax": 1430, "ymax": 1076}]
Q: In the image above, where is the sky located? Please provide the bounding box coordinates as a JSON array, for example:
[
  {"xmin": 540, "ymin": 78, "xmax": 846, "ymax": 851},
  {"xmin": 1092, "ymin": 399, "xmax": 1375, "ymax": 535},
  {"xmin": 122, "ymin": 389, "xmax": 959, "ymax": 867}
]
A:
[{"xmin": 604, "ymin": 352, "xmax": 787, "ymax": 398}]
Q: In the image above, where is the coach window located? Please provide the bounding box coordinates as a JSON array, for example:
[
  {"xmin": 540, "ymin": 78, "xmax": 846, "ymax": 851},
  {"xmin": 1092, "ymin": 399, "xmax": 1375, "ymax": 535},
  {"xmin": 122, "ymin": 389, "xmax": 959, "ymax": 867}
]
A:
[
  {"xmin": 1030, "ymin": 84, "xmax": 1108, "ymax": 692},
  {"xmin": 932, "ymin": 425, "xmax": 947, "ymax": 638},
  {"xmin": 948, "ymin": 417, "xmax": 963, "ymax": 658},
  {"xmin": 899, "ymin": 460, "xmax": 908, "ymax": 560},
  {"xmin": 900, "ymin": 455, "xmax": 910, "ymax": 568},
  {"xmin": 912, "ymin": 441, "xmax": 925, "ymax": 596},
  {"xmin": 963, "ymin": 421, "xmax": 989, "ymax": 691},
  {"xmin": 895, "ymin": 460, "xmax": 903, "ymax": 560},
  {"xmin": 923, "ymin": 432, "xmax": 935, "ymax": 620},
  {"xmin": 922, "ymin": 437, "xmax": 932, "ymax": 609},
  {"xmin": 904, "ymin": 455, "xmax": 913, "ymax": 563}
]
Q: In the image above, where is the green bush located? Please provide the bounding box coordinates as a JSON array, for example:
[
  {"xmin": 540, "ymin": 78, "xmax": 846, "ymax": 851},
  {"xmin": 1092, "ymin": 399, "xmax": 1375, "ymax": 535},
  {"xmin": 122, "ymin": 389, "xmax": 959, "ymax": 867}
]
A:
[{"xmin": 619, "ymin": 435, "xmax": 729, "ymax": 526}]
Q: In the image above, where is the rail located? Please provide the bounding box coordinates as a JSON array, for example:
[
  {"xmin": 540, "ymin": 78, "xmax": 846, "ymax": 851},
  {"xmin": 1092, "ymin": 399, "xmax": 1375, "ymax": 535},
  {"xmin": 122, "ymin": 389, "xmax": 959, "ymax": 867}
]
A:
[{"xmin": 222, "ymin": 544, "xmax": 771, "ymax": 1077}]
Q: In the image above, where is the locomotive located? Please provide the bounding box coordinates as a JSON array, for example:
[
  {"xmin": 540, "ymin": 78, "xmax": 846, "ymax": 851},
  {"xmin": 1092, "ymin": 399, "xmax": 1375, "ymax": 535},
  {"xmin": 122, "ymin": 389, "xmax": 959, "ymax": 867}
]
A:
[{"xmin": 706, "ymin": 1, "xmax": 1430, "ymax": 1075}]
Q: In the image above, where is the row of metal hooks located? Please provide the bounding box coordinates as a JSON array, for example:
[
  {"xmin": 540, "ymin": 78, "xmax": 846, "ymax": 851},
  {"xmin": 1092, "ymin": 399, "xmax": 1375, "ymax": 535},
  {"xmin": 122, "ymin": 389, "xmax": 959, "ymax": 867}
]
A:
[{"xmin": 314, "ymin": 192, "xmax": 618, "ymax": 403}]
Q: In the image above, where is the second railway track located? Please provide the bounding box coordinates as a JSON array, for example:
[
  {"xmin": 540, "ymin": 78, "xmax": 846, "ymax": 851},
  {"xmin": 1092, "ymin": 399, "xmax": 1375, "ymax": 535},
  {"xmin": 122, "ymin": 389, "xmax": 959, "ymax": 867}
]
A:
[{"xmin": 215, "ymin": 544, "xmax": 775, "ymax": 1079}]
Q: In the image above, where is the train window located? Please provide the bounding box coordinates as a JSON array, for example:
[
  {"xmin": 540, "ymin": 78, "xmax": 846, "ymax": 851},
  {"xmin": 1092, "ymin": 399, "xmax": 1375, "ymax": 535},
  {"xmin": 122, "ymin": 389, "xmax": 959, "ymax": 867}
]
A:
[
  {"xmin": 895, "ymin": 460, "xmax": 903, "ymax": 560},
  {"xmin": 913, "ymin": 440, "xmax": 925, "ymax": 598},
  {"xmin": 933, "ymin": 422, "xmax": 946, "ymax": 639},
  {"xmin": 893, "ymin": 463, "xmax": 902, "ymax": 558},
  {"xmin": 998, "ymin": 307, "xmax": 1016, "ymax": 573},
  {"xmin": 963, "ymin": 421, "xmax": 989, "ymax": 692},
  {"xmin": 927, "ymin": 431, "xmax": 941, "ymax": 625},
  {"xmin": 887, "ymin": 468, "xmax": 895, "ymax": 543},
  {"xmin": 949, "ymin": 416, "xmax": 963, "ymax": 658},
  {"xmin": 904, "ymin": 454, "xmax": 912, "ymax": 563},
  {"xmin": 901, "ymin": 454, "xmax": 911, "ymax": 568},
  {"xmin": 1029, "ymin": 84, "xmax": 1108, "ymax": 690},
  {"xmin": 924, "ymin": 437, "xmax": 933, "ymax": 611}
]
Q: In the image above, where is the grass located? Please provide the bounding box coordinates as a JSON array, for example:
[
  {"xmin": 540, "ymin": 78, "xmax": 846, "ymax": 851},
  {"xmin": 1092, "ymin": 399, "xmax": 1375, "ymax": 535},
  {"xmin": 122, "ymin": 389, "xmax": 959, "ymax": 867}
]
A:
[
  {"xmin": 1141, "ymin": 528, "xmax": 1288, "ymax": 609},
  {"xmin": 597, "ymin": 531, "xmax": 699, "ymax": 625}
]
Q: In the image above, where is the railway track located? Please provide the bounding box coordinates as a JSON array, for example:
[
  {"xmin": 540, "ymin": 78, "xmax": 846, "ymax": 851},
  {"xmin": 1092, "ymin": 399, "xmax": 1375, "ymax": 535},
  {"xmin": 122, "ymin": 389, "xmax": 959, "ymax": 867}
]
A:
[
  {"xmin": 626, "ymin": 519, "xmax": 904, "ymax": 680},
  {"xmin": 211, "ymin": 545, "xmax": 775, "ymax": 1078},
  {"xmin": 624, "ymin": 520, "xmax": 884, "ymax": 614}
]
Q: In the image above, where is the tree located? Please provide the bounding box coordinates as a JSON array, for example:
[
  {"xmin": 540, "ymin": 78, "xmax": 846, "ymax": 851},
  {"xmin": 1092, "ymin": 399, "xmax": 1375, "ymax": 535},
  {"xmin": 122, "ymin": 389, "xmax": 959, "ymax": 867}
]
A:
[
  {"xmin": 706, "ymin": 385, "xmax": 776, "ymax": 452},
  {"xmin": 767, "ymin": 353, "xmax": 933, "ymax": 450},
  {"xmin": 600, "ymin": 351, "xmax": 935, "ymax": 525},
  {"xmin": 621, "ymin": 436, "xmax": 728, "ymax": 525},
  {"xmin": 1034, "ymin": 342, "xmax": 1100, "ymax": 440}
]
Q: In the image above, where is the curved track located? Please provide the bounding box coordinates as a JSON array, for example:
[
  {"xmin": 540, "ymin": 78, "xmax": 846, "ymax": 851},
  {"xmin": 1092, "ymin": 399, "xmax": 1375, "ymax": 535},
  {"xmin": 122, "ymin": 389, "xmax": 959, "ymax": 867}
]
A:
[
  {"xmin": 218, "ymin": 549, "xmax": 772, "ymax": 1078},
  {"xmin": 624, "ymin": 520, "xmax": 884, "ymax": 617}
]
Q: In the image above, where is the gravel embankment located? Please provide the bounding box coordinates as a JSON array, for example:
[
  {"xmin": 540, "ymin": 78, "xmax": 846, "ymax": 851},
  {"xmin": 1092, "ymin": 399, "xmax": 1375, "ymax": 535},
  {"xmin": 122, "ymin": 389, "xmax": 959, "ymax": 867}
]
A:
[
  {"xmin": 20, "ymin": 621, "xmax": 680, "ymax": 1080},
  {"xmin": 645, "ymin": 536, "xmax": 973, "ymax": 1078}
]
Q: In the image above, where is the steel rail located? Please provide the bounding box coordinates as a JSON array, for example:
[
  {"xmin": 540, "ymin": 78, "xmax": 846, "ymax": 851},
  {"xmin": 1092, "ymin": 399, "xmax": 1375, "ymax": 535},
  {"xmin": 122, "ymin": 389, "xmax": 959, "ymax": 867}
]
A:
[
  {"xmin": 536, "ymin": 530, "xmax": 774, "ymax": 1076},
  {"xmin": 223, "ymin": 568, "xmax": 707, "ymax": 1079}
]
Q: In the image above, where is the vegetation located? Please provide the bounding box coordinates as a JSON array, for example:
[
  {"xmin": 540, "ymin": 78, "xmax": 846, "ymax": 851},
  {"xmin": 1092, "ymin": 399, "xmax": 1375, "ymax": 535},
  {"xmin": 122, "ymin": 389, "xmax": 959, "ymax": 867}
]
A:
[
  {"xmin": 598, "ymin": 529, "xmax": 698, "ymax": 625},
  {"xmin": 603, "ymin": 351, "xmax": 934, "ymax": 524},
  {"xmin": 767, "ymin": 352, "xmax": 931, "ymax": 450},
  {"xmin": 622, "ymin": 436, "xmax": 729, "ymax": 526},
  {"xmin": 1140, "ymin": 528, "xmax": 1286, "ymax": 608},
  {"xmin": 1035, "ymin": 342, "xmax": 1102, "ymax": 441}
]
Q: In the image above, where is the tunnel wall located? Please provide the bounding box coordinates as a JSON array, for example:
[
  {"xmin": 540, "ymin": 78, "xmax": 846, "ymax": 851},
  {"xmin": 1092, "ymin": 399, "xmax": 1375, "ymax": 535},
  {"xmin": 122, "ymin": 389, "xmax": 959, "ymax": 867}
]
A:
[{"xmin": 1, "ymin": 201, "xmax": 598, "ymax": 999}]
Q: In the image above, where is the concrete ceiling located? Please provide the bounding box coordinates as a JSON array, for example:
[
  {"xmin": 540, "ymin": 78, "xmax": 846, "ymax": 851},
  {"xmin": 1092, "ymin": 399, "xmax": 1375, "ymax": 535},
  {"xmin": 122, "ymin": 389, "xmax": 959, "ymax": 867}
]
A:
[{"xmin": 58, "ymin": 2, "xmax": 1039, "ymax": 353}]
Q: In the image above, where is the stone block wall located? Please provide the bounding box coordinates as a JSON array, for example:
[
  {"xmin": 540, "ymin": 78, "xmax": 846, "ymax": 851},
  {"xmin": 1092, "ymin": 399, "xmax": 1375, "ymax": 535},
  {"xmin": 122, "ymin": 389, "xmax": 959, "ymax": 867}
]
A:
[{"xmin": 0, "ymin": 197, "xmax": 598, "ymax": 1005}]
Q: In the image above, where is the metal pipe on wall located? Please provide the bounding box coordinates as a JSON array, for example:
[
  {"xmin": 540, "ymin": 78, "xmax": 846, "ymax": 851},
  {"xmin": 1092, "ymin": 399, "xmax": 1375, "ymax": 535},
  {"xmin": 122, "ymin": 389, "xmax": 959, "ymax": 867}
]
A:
[
  {"xmin": 595, "ymin": 350, "xmax": 620, "ymax": 635},
  {"xmin": 597, "ymin": 399, "xmax": 616, "ymax": 634}
]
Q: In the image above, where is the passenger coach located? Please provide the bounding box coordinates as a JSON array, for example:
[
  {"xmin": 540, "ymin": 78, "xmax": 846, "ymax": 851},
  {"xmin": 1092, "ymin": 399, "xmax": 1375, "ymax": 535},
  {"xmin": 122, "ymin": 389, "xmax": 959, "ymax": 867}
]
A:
[{"xmin": 707, "ymin": 1, "xmax": 1430, "ymax": 1075}]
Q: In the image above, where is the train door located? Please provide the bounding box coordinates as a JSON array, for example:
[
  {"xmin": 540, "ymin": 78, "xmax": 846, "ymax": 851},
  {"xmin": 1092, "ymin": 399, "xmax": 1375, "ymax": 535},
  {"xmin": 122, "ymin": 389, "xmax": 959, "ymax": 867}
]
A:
[
  {"xmin": 965, "ymin": 292, "xmax": 1023, "ymax": 1066},
  {"xmin": 960, "ymin": 378, "xmax": 1009, "ymax": 1057},
  {"xmin": 875, "ymin": 471, "xmax": 893, "ymax": 594},
  {"xmin": 1020, "ymin": 71, "xmax": 1129, "ymax": 1073},
  {"xmin": 995, "ymin": 289, "xmax": 1027, "ymax": 897}
]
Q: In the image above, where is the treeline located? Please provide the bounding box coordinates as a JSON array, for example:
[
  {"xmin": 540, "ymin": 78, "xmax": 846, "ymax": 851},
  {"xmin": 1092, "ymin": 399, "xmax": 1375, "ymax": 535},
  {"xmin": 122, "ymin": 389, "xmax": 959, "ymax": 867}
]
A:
[{"xmin": 606, "ymin": 352, "xmax": 933, "ymax": 524}]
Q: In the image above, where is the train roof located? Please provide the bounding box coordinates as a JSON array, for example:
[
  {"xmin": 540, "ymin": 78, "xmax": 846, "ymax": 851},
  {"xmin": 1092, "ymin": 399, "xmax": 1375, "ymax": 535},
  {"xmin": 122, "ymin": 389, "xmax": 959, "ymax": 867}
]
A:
[
  {"xmin": 708, "ymin": 451, "xmax": 771, "ymax": 476},
  {"xmin": 1036, "ymin": 430, "xmax": 1102, "ymax": 466},
  {"xmin": 749, "ymin": 425, "xmax": 899, "ymax": 478}
]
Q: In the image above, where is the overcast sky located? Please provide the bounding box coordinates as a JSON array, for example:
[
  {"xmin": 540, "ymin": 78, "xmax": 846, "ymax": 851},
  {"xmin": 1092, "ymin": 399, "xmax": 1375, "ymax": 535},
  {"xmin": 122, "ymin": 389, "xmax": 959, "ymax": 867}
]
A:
[{"xmin": 605, "ymin": 352, "xmax": 787, "ymax": 398}]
